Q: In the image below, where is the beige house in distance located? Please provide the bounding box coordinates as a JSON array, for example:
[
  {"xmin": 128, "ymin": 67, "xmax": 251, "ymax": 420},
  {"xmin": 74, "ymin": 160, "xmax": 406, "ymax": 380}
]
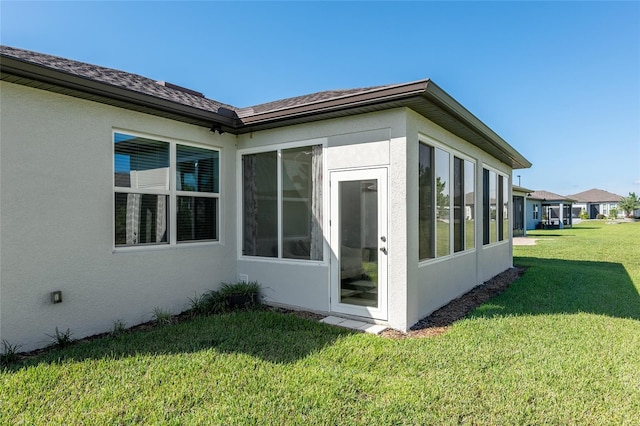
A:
[
  {"xmin": 1, "ymin": 46, "xmax": 531, "ymax": 351},
  {"xmin": 569, "ymin": 188, "xmax": 624, "ymax": 219}
]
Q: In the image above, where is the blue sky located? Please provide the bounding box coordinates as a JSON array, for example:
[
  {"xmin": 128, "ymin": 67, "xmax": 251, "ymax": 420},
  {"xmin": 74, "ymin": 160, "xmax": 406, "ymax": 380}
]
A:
[{"xmin": 2, "ymin": 1, "xmax": 639, "ymax": 197}]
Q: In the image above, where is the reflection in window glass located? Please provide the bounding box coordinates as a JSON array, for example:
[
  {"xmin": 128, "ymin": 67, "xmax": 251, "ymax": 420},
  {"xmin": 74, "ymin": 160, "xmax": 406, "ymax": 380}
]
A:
[
  {"xmin": 418, "ymin": 144, "xmax": 434, "ymax": 260},
  {"xmin": 453, "ymin": 157, "xmax": 464, "ymax": 253},
  {"xmin": 114, "ymin": 132, "xmax": 219, "ymax": 247},
  {"xmin": 242, "ymin": 146, "xmax": 323, "ymax": 260},
  {"xmin": 114, "ymin": 193, "xmax": 168, "ymax": 246},
  {"xmin": 177, "ymin": 197, "xmax": 217, "ymax": 241},
  {"xmin": 435, "ymin": 148, "xmax": 450, "ymax": 257},
  {"xmin": 454, "ymin": 158, "xmax": 476, "ymax": 253},
  {"xmin": 339, "ymin": 179, "xmax": 378, "ymax": 307},
  {"xmin": 489, "ymin": 170, "xmax": 497, "ymax": 244},
  {"xmin": 282, "ymin": 146, "xmax": 313, "ymax": 259},
  {"xmin": 464, "ymin": 160, "xmax": 475, "ymax": 249},
  {"xmin": 176, "ymin": 145, "xmax": 219, "ymax": 193},
  {"xmin": 114, "ymin": 133, "xmax": 169, "ymax": 190},
  {"xmin": 501, "ymin": 175, "xmax": 509, "ymax": 241},
  {"xmin": 243, "ymin": 151, "xmax": 278, "ymax": 257}
]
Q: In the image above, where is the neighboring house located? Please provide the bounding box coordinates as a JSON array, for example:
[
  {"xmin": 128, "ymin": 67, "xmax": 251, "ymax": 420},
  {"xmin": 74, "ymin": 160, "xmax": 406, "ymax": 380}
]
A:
[
  {"xmin": 512, "ymin": 185, "xmax": 534, "ymax": 236},
  {"xmin": 0, "ymin": 45, "xmax": 531, "ymax": 351},
  {"xmin": 526, "ymin": 190, "xmax": 575, "ymax": 230},
  {"xmin": 568, "ymin": 188, "xmax": 624, "ymax": 219}
]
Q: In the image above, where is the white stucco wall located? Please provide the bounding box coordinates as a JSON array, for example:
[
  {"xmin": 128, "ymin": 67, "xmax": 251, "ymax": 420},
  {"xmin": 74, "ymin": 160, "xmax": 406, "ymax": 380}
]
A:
[
  {"xmin": 0, "ymin": 82, "xmax": 238, "ymax": 351},
  {"xmin": 405, "ymin": 110, "xmax": 514, "ymax": 327},
  {"xmin": 236, "ymin": 110, "xmax": 410, "ymax": 330}
]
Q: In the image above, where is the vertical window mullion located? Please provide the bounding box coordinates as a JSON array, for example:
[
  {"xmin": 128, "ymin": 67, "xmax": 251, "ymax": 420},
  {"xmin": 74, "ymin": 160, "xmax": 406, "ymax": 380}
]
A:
[
  {"xmin": 449, "ymin": 154, "xmax": 454, "ymax": 255},
  {"xmin": 170, "ymin": 143, "xmax": 177, "ymax": 245},
  {"xmin": 483, "ymin": 168, "xmax": 490, "ymax": 245},
  {"xmin": 277, "ymin": 149, "xmax": 283, "ymax": 259}
]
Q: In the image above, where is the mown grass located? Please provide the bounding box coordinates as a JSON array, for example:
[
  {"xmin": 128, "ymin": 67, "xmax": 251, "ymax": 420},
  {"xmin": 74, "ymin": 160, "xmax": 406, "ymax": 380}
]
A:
[{"xmin": 1, "ymin": 221, "xmax": 639, "ymax": 424}]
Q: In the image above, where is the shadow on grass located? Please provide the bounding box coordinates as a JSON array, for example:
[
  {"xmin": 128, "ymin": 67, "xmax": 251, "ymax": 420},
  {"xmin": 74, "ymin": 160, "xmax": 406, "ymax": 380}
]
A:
[
  {"xmin": 5, "ymin": 310, "xmax": 354, "ymax": 371},
  {"xmin": 473, "ymin": 257, "xmax": 640, "ymax": 320}
]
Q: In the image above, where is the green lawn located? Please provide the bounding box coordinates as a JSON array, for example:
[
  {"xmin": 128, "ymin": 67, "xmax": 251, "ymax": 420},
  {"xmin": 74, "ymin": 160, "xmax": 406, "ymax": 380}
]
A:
[{"xmin": 2, "ymin": 222, "xmax": 639, "ymax": 424}]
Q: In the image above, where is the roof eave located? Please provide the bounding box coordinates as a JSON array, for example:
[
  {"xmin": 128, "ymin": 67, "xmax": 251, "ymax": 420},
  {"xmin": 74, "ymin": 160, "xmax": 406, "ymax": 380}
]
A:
[
  {"xmin": 0, "ymin": 55, "xmax": 237, "ymax": 131},
  {"xmin": 422, "ymin": 82, "xmax": 531, "ymax": 170},
  {"xmin": 1, "ymin": 50, "xmax": 532, "ymax": 170},
  {"xmin": 236, "ymin": 79, "xmax": 531, "ymax": 170}
]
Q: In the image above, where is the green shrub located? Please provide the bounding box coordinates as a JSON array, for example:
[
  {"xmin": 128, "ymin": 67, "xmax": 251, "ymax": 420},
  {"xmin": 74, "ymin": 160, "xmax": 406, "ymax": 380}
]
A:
[
  {"xmin": 46, "ymin": 327, "xmax": 74, "ymax": 349},
  {"xmin": 219, "ymin": 281, "xmax": 262, "ymax": 310},
  {"xmin": 152, "ymin": 307, "xmax": 174, "ymax": 326},
  {"xmin": 111, "ymin": 319, "xmax": 127, "ymax": 336},
  {"xmin": 219, "ymin": 281, "xmax": 261, "ymax": 298},
  {"xmin": 201, "ymin": 289, "xmax": 229, "ymax": 314},
  {"xmin": 189, "ymin": 282, "xmax": 262, "ymax": 316},
  {"xmin": 0, "ymin": 339, "xmax": 22, "ymax": 366},
  {"xmin": 187, "ymin": 293, "xmax": 209, "ymax": 316}
]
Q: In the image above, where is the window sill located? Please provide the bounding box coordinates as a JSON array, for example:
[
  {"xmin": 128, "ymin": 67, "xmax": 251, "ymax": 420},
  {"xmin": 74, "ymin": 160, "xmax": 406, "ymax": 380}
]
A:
[
  {"xmin": 238, "ymin": 255, "xmax": 327, "ymax": 267},
  {"xmin": 418, "ymin": 248, "xmax": 476, "ymax": 268},
  {"xmin": 481, "ymin": 239, "xmax": 510, "ymax": 249},
  {"xmin": 112, "ymin": 240, "xmax": 221, "ymax": 254}
]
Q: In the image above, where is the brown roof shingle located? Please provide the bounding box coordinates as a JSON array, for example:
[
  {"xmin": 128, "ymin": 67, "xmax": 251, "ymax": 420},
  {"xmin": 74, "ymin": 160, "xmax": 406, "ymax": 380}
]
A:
[
  {"xmin": 0, "ymin": 45, "xmax": 236, "ymax": 114},
  {"xmin": 242, "ymin": 86, "xmax": 390, "ymax": 115}
]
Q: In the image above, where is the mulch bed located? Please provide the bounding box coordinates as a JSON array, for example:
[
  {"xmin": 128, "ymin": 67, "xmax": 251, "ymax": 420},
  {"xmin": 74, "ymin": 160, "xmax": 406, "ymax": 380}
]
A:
[{"xmin": 380, "ymin": 266, "xmax": 526, "ymax": 339}]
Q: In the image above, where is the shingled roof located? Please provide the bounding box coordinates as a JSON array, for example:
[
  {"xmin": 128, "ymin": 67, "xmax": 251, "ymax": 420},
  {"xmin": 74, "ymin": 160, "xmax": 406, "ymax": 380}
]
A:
[
  {"xmin": 568, "ymin": 188, "xmax": 624, "ymax": 203},
  {"xmin": 0, "ymin": 45, "xmax": 236, "ymax": 114},
  {"xmin": 1, "ymin": 45, "xmax": 531, "ymax": 169}
]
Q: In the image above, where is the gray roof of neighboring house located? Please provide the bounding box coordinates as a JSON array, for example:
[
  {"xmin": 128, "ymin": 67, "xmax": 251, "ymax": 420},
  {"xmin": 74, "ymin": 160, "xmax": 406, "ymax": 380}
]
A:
[
  {"xmin": 568, "ymin": 188, "xmax": 624, "ymax": 203},
  {"xmin": 1, "ymin": 45, "xmax": 531, "ymax": 169},
  {"xmin": 528, "ymin": 190, "xmax": 576, "ymax": 202}
]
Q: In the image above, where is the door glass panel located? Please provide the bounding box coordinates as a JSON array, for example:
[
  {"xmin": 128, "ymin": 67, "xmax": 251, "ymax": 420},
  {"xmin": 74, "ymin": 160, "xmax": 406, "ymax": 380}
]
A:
[{"xmin": 339, "ymin": 179, "xmax": 378, "ymax": 307}]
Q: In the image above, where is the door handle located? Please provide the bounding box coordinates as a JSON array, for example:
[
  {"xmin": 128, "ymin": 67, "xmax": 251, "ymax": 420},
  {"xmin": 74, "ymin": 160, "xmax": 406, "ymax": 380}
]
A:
[{"xmin": 380, "ymin": 247, "xmax": 387, "ymax": 255}]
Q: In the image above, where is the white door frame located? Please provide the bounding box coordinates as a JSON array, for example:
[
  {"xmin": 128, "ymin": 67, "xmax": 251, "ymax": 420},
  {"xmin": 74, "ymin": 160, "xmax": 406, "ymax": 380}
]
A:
[{"xmin": 329, "ymin": 167, "xmax": 388, "ymax": 320}]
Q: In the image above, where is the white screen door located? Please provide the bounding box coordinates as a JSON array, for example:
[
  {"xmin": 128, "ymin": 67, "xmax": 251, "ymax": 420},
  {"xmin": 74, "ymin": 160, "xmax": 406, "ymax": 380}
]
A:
[{"xmin": 330, "ymin": 168, "xmax": 387, "ymax": 320}]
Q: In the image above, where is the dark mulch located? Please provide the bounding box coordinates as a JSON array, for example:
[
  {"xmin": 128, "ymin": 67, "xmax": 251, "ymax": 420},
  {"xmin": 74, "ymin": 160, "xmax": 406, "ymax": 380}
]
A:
[{"xmin": 380, "ymin": 266, "xmax": 526, "ymax": 339}]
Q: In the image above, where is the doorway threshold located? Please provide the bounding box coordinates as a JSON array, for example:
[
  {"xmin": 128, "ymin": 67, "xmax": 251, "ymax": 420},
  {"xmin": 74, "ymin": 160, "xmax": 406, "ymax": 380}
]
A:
[{"xmin": 320, "ymin": 316, "xmax": 387, "ymax": 334}]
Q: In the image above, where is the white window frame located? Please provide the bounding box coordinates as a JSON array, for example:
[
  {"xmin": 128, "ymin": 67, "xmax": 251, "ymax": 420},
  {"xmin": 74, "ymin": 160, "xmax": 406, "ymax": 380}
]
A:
[
  {"xmin": 482, "ymin": 164, "xmax": 510, "ymax": 247},
  {"xmin": 237, "ymin": 138, "xmax": 328, "ymax": 264},
  {"xmin": 112, "ymin": 129, "xmax": 222, "ymax": 250},
  {"xmin": 418, "ymin": 135, "xmax": 478, "ymax": 266}
]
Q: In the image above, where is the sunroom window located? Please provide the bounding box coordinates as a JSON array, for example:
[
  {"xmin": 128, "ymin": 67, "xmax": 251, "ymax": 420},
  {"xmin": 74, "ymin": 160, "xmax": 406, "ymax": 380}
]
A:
[
  {"xmin": 114, "ymin": 132, "xmax": 219, "ymax": 247},
  {"xmin": 483, "ymin": 168, "xmax": 508, "ymax": 245},
  {"xmin": 242, "ymin": 145, "xmax": 323, "ymax": 261},
  {"xmin": 419, "ymin": 141, "xmax": 475, "ymax": 261}
]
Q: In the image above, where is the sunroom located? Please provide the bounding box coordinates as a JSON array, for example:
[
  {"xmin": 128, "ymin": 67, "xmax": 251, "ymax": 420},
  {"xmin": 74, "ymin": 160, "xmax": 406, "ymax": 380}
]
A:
[{"xmin": 233, "ymin": 81, "xmax": 531, "ymax": 331}]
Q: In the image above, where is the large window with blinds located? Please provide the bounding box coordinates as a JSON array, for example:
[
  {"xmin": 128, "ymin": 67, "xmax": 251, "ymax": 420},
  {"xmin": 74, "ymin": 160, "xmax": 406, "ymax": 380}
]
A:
[{"xmin": 114, "ymin": 132, "xmax": 219, "ymax": 247}]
